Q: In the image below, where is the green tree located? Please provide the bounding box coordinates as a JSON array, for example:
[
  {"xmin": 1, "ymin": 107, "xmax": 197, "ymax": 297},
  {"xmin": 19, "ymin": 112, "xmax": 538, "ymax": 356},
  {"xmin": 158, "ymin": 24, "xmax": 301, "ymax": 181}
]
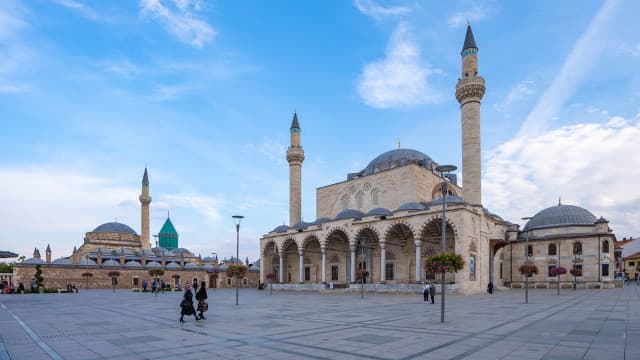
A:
[
  {"xmin": 0, "ymin": 262, "xmax": 13, "ymax": 273},
  {"xmin": 34, "ymin": 264, "xmax": 44, "ymax": 289}
]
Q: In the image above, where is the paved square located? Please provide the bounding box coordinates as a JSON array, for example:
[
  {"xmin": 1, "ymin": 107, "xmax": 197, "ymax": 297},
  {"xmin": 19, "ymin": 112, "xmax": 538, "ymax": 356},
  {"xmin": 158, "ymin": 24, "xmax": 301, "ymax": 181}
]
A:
[{"xmin": 0, "ymin": 286, "xmax": 638, "ymax": 359}]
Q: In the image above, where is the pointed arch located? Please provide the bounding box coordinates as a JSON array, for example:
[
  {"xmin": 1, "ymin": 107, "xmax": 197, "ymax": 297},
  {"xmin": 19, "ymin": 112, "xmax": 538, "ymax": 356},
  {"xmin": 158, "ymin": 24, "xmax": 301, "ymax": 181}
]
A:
[
  {"xmin": 383, "ymin": 221, "xmax": 416, "ymax": 246},
  {"xmin": 262, "ymin": 240, "xmax": 278, "ymax": 256}
]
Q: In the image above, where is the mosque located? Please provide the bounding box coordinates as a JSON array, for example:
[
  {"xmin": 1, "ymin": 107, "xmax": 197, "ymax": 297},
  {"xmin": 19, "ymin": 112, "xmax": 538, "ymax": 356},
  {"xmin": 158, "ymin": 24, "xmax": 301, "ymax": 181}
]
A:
[
  {"xmin": 259, "ymin": 25, "xmax": 618, "ymax": 293},
  {"xmin": 13, "ymin": 168, "xmax": 260, "ymax": 290}
]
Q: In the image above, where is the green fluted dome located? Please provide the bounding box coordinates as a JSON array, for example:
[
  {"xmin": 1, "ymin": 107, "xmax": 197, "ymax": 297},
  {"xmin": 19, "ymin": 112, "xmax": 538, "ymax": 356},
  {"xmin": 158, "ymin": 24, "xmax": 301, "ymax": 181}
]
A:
[{"xmin": 158, "ymin": 217, "xmax": 178, "ymax": 250}]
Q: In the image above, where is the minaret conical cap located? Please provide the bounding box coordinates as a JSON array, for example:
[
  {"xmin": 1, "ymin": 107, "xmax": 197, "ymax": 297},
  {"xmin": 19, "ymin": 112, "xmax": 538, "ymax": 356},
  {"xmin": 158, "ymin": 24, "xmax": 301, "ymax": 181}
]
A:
[
  {"xmin": 142, "ymin": 167, "xmax": 149, "ymax": 186},
  {"xmin": 462, "ymin": 24, "xmax": 477, "ymax": 52},
  {"xmin": 290, "ymin": 112, "xmax": 300, "ymax": 130}
]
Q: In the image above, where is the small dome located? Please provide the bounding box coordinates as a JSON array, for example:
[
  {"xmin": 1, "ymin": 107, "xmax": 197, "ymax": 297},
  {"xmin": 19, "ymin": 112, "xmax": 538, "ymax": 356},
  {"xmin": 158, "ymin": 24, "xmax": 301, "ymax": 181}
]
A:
[
  {"xmin": 524, "ymin": 204, "xmax": 598, "ymax": 232},
  {"xmin": 367, "ymin": 207, "xmax": 392, "ymax": 216},
  {"xmin": 360, "ymin": 149, "xmax": 434, "ymax": 177},
  {"xmin": 92, "ymin": 222, "xmax": 138, "ymax": 235},
  {"xmin": 273, "ymin": 225, "xmax": 289, "ymax": 233},
  {"xmin": 174, "ymin": 248, "xmax": 193, "ymax": 255},
  {"xmin": 138, "ymin": 249, "xmax": 154, "ymax": 256},
  {"xmin": 146, "ymin": 261, "xmax": 162, "ymax": 268},
  {"xmin": 202, "ymin": 256, "xmax": 216, "ymax": 262},
  {"xmin": 114, "ymin": 248, "xmax": 134, "ymax": 255},
  {"xmin": 310, "ymin": 217, "xmax": 331, "ymax": 225},
  {"xmin": 124, "ymin": 261, "xmax": 141, "ymax": 267},
  {"xmin": 396, "ymin": 202, "xmax": 426, "ymax": 212},
  {"xmin": 23, "ymin": 257, "xmax": 45, "ymax": 264},
  {"xmin": 422, "ymin": 195, "xmax": 466, "ymax": 207},
  {"xmin": 101, "ymin": 259, "xmax": 120, "ymax": 267},
  {"xmin": 335, "ymin": 209, "xmax": 366, "ymax": 221},
  {"xmin": 202, "ymin": 264, "xmax": 215, "ymax": 271},
  {"xmin": 292, "ymin": 222, "xmax": 310, "ymax": 230},
  {"xmin": 52, "ymin": 258, "xmax": 73, "ymax": 265},
  {"xmin": 78, "ymin": 258, "xmax": 97, "ymax": 266},
  {"xmin": 184, "ymin": 262, "xmax": 200, "ymax": 269},
  {"xmin": 165, "ymin": 262, "xmax": 180, "ymax": 268},
  {"xmin": 218, "ymin": 263, "xmax": 228, "ymax": 270}
]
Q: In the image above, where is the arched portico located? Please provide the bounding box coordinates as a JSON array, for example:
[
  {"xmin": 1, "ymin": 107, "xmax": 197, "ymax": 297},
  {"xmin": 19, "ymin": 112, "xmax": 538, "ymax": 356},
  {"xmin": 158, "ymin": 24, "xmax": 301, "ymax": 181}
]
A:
[
  {"xmin": 419, "ymin": 218, "xmax": 457, "ymax": 284},
  {"xmin": 324, "ymin": 228, "xmax": 350, "ymax": 284},
  {"xmin": 282, "ymin": 238, "xmax": 299, "ymax": 284},
  {"xmin": 354, "ymin": 227, "xmax": 381, "ymax": 283},
  {"xmin": 262, "ymin": 240, "xmax": 279, "ymax": 283},
  {"xmin": 302, "ymin": 235, "xmax": 322, "ymax": 283},
  {"xmin": 384, "ymin": 222, "xmax": 416, "ymax": 283}
]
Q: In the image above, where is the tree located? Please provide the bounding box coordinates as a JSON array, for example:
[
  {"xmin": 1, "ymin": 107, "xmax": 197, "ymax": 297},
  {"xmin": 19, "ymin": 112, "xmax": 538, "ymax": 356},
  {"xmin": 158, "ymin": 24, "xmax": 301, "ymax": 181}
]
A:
[
  {"xmin": 34, "ymin": 264, "xmax": 44, "ymax": 290},
  {"xmin": 226, "ymin": 264, "xmax": 247, "ymax": 278},
  {"xmin": 107, "ymin": 271, "xmax": 121, "ymax": 293},
  {"xmin": 0, "ymin": 262, "xmax": 13, "ymax": 273}
]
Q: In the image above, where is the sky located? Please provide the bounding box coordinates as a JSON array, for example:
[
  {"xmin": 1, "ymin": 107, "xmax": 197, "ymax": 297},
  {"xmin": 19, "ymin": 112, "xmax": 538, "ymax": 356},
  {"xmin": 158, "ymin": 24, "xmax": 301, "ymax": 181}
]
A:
[{"xmin": 1, "ymin": 0, "xmax": 639, "ymax": 263}]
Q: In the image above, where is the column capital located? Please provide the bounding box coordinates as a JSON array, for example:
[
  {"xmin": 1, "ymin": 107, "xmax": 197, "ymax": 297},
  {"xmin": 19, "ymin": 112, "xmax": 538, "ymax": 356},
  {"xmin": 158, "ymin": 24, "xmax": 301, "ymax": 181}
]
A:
[
  {"xmin": 320, "ymin": 246, "xmax": 326, "ymax": 254},
  {"xmin": 379, "ymin": 241, "xmax": 386, "ymax": 249},
  {"xmin": 298, "ymin": 250, "xmax": 304, "ymax": 256},
  {"xmin": 414, "ymin": 240, "xmax": 422, "ymax": 247}
]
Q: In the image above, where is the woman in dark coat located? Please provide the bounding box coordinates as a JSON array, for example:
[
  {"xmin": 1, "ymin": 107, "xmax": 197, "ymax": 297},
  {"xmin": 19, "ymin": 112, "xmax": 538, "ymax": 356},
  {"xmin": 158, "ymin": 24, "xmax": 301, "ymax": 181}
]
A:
[
  {"xmin": 179, "ymin": 283, "xmax": 199, "ymax": 323},
  {"xmin": 195, "ymin": 281, "xmax": 208, "ymax": 320}
]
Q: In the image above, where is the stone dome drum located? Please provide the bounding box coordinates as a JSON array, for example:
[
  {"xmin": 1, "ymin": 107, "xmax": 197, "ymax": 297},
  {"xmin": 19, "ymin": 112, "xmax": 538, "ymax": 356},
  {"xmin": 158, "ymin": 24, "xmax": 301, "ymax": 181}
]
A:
[
  {"xmin": 92, "ymin": 222, "xmax": 138, "ymax": 235},
  {"xmin": 524, "ymin": 204, "xmax": 598, "ymax": 231}
]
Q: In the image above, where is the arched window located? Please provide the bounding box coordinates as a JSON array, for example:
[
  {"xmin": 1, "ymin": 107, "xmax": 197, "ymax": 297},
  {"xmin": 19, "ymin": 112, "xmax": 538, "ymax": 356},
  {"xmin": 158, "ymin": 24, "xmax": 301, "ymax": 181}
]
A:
[
  {"xmin": 371, "ymin": 188, "xmax": 379, "ymax": 206},
  {"xmin": 341, "ymin": 194, "xmax": 349, "ymax": 210},
  {"xmin": 602, "ymin": 240, "xmax": 609, "ymax": 253},
  {"xmin": 527, "ymin": 245, "xmax": 533, "ymax": 257},
  {"xmin": 356, "ymin": 191, "xmax": 364, "ymax": 209},
  {"xmin": 548, "ymin": 243, "xmax": 557, "ymax": 256},
  {"xmin": 573, "ymin": 242, "xmax": 582, "ymax": 255}
]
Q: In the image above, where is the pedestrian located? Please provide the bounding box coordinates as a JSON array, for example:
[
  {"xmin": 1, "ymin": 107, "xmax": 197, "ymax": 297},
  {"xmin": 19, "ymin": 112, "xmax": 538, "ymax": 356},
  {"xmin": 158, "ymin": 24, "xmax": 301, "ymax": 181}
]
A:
[
  {"xmin": 30, "ymin": 278, "xmax": 36, "ymax": 292},
  {"xmin": 487, "ymin": 282, "xmax": 494, "ymax": 294},
  {"xmin": 422, "ymin": 282, "xmax": 430, "ymax": 303},
  {"xmin": 142, "ymin": 279, "xmax": 148, "ymax": 292},
  {"xmin": 194, "ymin": 281, "xmax": 198, "ymax": 293},
  {"xmin": 161, "ymin": 280, "xmax": 166, "ymax": 293},
  {"xmin": 151, "ymin": 280, "xmax": 157, "ymax": 295},
  {"xmin": 429, "ymin": 282, "xmax": 436, "ymax": 304},
  {"xmin": 195, "ymin": 281, "xmax": 208, "ymax": 320},
  {"xmin": 18, "ymin": 282, "xmax": 25, "ymax": 294},
  {"xmin": 179, "ymin": 282, "xmax": 199, "ymax": 323}
]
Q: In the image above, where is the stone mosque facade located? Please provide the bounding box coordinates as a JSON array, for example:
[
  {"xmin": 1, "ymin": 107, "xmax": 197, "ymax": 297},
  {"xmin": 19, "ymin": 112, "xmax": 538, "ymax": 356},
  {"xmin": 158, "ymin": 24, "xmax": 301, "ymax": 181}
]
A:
[{"xmin": 259, "ymin": 25, "xmax": 618, "ymax": 294}]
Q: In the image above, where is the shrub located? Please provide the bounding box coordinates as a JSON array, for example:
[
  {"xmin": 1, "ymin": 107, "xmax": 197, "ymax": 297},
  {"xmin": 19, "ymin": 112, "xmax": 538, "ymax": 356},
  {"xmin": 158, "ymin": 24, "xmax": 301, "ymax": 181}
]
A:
[
  {"xmin": 226, "ymin": 264, "xmax": 247, "ymax": 278},
  {"xmin": 425, "ymin": 253, "xmax": 464, "ymax": 274},
  {"xmin": 34, "ymin": 264, "xmax": 44, "ymax": 288},
  {"xmin": 149, "ymin": 269, "xmax": 164, "ymax": 277},
  {"xmin": 518, "ymin": 261, "xmax": 538, "ymax": 276}
]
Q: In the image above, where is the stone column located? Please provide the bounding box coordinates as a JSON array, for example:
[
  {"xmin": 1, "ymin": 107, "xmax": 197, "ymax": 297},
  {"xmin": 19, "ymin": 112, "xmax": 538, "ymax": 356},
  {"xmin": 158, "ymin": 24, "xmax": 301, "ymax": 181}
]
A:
[
  {"xmin": 321, "ymin": 247, "xmax": 327, "ymax": 284},
  {"xmin": 380, "ymin": 242, "xmax": 386, "ymax": 284},
  {"xmin": 415, "ymin": 241, "xmax": 422, "ymax": 283},
  {"xmin": 279, "ymin": 252, "xmax": 284, "ymax": 284},
  {"xmin": 299, "ymin": 251, "xmax": 305, "ymax": 284},
  {"xmin": 350, "ymin": 246, "xmax": 357, "ymax": 284}
]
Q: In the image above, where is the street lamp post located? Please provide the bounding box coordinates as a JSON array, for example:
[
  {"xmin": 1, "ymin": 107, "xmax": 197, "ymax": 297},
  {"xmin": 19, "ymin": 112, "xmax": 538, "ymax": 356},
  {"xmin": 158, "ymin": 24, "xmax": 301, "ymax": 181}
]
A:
[
  {"xmin": 522, "ymin": 217, "xmax": 532, "ymax": 304},
  {"xmin": 435, "ymin": 164, "xmax": 456, "ymax": 324},
  {"xmin": 232, "ymin": 215, "xmax": 244, "ymax": 305},
  {"xmin": 210, "ymin": 252, "xmax": 217, "ymax": 290},
  {"xmin": 359, "ymin": 235, "xmax": 368, "ymax": 299}
]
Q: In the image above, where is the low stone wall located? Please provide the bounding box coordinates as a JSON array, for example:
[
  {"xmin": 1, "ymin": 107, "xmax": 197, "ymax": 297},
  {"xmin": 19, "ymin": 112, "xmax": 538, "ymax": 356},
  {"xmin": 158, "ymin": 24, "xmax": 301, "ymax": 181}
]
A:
[
  {"xmin": 510, "ymin": 281, "xmax": 613, "ymax": 289},
  {"xmin": 266, "ymin": 282, "xmax": 460, "ymax": 294}
]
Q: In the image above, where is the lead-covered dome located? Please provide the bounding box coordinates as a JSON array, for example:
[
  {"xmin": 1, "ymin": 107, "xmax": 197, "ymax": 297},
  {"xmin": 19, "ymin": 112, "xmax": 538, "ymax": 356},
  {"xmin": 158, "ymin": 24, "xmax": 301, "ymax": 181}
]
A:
[
  {"xmin": 361, "ymin": 149, "xmax": 434, "ymax": 177},
  {"xmin": 524, "ymin": 204, "xmax": 597, "ymax": 231},
  {"xmin": 92, "ymin": 222, "xmax": 138, "ymax": 235}
]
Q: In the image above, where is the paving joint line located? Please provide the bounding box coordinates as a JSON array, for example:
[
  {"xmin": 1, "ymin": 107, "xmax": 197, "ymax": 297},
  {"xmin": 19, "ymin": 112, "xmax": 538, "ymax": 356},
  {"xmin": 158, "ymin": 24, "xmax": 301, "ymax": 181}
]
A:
[{"xmin": 0, "ymin": 303, "xmax": 64, "ymax": 360}]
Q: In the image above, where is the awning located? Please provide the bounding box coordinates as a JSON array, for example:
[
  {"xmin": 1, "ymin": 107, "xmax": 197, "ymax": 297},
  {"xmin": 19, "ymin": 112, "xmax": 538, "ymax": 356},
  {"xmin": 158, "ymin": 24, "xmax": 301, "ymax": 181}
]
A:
[{"xmin": 0, "ymin": 251, "xmax": 18, "ymax": 258}]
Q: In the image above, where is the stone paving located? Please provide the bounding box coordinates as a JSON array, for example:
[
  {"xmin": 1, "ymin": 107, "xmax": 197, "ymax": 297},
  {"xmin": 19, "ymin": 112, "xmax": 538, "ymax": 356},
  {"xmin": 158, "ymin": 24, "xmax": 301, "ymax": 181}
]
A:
[{"xmin": 0, "ymin": 285, "xmax": 638, "ymax": 360}]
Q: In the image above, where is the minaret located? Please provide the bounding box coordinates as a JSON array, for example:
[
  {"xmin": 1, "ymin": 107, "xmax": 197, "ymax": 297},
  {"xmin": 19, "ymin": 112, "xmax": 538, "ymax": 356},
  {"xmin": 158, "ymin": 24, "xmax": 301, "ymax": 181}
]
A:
[
  {"xmin": 45, "ymin": 244, "xmax": 51, "ymax": 263},
  {"xmin": 286, "ymin": 112, "xmax": 305, "ymax": 225},
  {"xmin": 33, "ymin": 248, "xmax": 41, "ymax": 259},
  {"xmin": 455, "ymin": 24, "xmax": 485, "ymax": 206},
  {"xmin": 139, "ymin": 167, "xmax": 152, "ymax": 249}
]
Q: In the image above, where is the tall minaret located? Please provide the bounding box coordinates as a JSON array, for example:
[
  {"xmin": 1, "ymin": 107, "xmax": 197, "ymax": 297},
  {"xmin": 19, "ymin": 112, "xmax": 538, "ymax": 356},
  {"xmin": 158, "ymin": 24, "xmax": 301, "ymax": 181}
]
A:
[
  {"xmin": 45, "ymin": 244, "xmax": 51, "ymax": 263},
  {"xmin": 286, "ymin": 112, "xmax": 304, "ymax": 225},
  {"xmin": 455, "ymin": 24, "xmax": 485, "ymax": 206},
  {"xmin": 139, "ymin": 167, "xmax": 152, "ymax": 249}
]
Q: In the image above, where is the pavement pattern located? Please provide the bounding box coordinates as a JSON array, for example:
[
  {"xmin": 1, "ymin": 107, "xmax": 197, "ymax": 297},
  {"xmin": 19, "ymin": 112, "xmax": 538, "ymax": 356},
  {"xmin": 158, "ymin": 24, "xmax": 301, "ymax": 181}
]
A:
[{"xmin": 0, "ymin": 285, "xmax": 638, "ymax": 360}]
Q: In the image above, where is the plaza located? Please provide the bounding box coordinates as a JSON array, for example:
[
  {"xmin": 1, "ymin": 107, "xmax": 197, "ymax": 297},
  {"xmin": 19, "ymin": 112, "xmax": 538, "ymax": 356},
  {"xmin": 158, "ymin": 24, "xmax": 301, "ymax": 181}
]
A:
[{"xmin": 1, "ymin": 287, "xmax": 638, "ymax": 360}]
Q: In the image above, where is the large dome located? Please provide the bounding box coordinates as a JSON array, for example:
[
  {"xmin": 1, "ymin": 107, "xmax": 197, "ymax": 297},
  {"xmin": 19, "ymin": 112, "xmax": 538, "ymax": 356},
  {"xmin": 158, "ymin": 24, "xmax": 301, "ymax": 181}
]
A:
[
  {"xmin": 92, "ymin": 222, "xmax": 138, "ymax": 235},
  {"xmin": 361, "ymin": 149, "xmax": 434, "ymax": 177},
  {"xmin": 524, "ymin": 204, "xmax": 597, "ymax": 231}
]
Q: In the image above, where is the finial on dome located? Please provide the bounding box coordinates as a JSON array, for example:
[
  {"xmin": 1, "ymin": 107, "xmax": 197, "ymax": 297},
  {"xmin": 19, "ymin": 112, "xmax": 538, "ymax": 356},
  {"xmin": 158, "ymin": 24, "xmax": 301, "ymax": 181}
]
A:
[
  {"xmin": 397, "ymin": 138, "xmax": 401, "ymax": 149},
  {"xmin": 558, "ymin": 196, "xmax": 562, "ymax": 206}
]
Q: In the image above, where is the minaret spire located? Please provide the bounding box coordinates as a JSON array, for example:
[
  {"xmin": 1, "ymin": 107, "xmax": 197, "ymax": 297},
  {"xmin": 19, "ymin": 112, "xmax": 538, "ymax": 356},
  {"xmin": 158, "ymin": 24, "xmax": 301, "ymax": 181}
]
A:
[
  {"xmin": 286, "ymin": 112, "xmax": 305, "ymax": 225},
  {"xmin": 139, "ymin": 167, "xmax": 152, "ymax": 249},
  {"xmin": 456, "ymin": 24, "xmax": 485, "ymax": 206}
]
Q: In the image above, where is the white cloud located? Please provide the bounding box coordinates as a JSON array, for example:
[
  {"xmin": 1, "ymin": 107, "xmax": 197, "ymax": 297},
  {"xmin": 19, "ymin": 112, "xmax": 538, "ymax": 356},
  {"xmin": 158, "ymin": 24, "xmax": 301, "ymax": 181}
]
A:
[
  {"xmin": 148, "ymin": 83, "xmax": 197, "ymax": 101},
  {"xmin": 353, "ymin": 0, "xmax": 411, "ymax": 20},
  {"xmin": 484, "ymin": 113, "xmax": 640, "ymax": 237},
  {"xmin": 98, "ymin": 57, "xmax": 142, "ymax": 77},
  {"xmin": 139, "ymin": 0, "xmax": 215, "ymax": 48},
  {"xmin": 517, "ymin": 0, "xmax": 620, "ymax": 137},
  {"xmin": 0, "ymin": 83, "xmax": 31, "ymax": 93},
  {"xmin": 493, "ymin": 80, "xmax": 535, "ymax": 112},
  {"xmin": 162, "ymin": 193, "xmax": 225, "ymax": 224},
  {"xmin": 447, "ymin": 3, "xmax": 494, "ymax": 28},
  {"xmin": 357, "ymin": 22, "xmax": 442, "ymax": 109},
  {"xmin": 52, "ymin": 0, "xmax": 99, "ymax": 20}
]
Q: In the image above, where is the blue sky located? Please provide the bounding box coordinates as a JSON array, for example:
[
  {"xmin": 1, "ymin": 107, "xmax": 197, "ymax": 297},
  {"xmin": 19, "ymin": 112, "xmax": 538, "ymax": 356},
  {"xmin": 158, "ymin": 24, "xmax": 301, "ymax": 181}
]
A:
[{"xmin": 1, "ymin": 0, "xmax": 639, "ymax": 262}]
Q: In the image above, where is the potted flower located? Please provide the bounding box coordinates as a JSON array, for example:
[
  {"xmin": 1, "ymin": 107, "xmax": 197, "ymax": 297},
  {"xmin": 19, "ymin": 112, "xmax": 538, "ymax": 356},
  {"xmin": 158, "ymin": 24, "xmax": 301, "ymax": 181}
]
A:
[
  {"xmin": 81, "ymin": 272, "xmax": 93, "ymax": 290},
  {"xmin": 425, "ymin": 253, "xmax": 465, "ymax": 277},
  {"xmin": 549, "ymin": 266, "xmax": 567, "ymax": 295},
  {"xmin": 518, "ymin": 261, "xmax": 538, "ymax": 277},
  {"xmin": 569, "ymin": 268, "xmax": 581, "ymax": 290}
]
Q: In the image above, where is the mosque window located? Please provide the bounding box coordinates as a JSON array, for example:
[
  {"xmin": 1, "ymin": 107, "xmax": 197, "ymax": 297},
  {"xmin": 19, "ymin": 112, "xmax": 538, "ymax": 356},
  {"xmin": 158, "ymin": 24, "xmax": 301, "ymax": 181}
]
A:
[
  {"xmin": 226, "ymin": 278, "xmax": 231, "ymax": 286},
  {"xmin": 243, "ymin": 278, "xmax": 248, "ymax": 286},
  {"xmin": 602, "ymin": 240, "xmax": 609, "ymax": 253},
  {"xmin": 572, "ymin": 264, "xmax": 583, "ymax": 276},
  {"xmin": 573, "ymin": 242, "xmax": 582, "ymax": 255},
  {"xmin": 499, "ymin": 263, "xmax": 503, "ymax": 279},
  {"xmin": 527, "ymin": 245, "xmax": 533, "ymax": 257},
  {"xmin": 341, "ymin": 194, "xmax": 350, "ymax": 210},
  {"xmin": 356, "ymin": 191, "xmax": 364, "ymax": 209},
  {"xmin": 331, "ymin": 266, "xmax": 339, "ymax": 281},
  {"xmin": 602, "ymin": 264, "xmax": 609, "ymax": 277},
  {"xmin": 548, "ymin": 244, "xmax": 557, "ymax": 256},
  {"xmin": 304, "ymin": 266, "xmax": 310, "ymax": 281},
  {"xmin": 547, "ymin": 265, "xmax": 555, "ymax": 277}
]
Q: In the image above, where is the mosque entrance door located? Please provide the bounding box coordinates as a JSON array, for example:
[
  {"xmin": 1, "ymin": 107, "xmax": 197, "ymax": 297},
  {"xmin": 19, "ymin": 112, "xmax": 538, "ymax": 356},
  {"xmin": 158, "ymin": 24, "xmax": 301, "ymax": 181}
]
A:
[{"xmin": 209, "ymin": 274, "xmax": 217, "ymax": 288}]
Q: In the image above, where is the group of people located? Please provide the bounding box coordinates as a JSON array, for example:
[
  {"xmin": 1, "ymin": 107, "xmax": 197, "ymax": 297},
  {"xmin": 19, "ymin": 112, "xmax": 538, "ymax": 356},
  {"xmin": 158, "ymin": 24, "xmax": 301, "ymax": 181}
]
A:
[
  {"xmin": 141, "ymin": 279, "xmax": 171, "ymax": 294},
  {"xmin": 179, "ymin": 281, "xmax": 208, "ymax": 323},
  {"xmin": 422, "ymin": 282, "xmax": 436, "ymax": 304}
]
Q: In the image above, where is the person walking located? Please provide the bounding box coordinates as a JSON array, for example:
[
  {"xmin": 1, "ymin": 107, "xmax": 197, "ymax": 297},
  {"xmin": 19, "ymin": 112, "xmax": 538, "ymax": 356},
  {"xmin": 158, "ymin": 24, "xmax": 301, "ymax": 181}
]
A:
[
  {"xmin": 422, "ymin": 282, "xmax": 430, "ymax": 303},
  {"xmin": 195, "ymin": 281, "xmax": 208, "ymax": 320},
  {"xmin": 429, "ymin": 282, "xmax": 436, "ymax": 304},
  {"xmin": 152, "ymin": 280, "xmax": 158, "ymax": 295},
  {"xmin": 179, "ymin": 283, "xmax": 199, "ymax": 323},
  {"xmin": 142, "ymin": 279, "xmax": 148, "ymax": 292},
  {"xmin": 30, "ymin": 278, "xmax": 36, "ymax": 293},
  {"xmin": 160, "ymin": 279, "xmax": 166, "ymax": 293},
  {"xmin": 193, "ymin": 281, "xmax": 198, "ymax": 293},
  {"xmin": 487, "ymin": 282, "xmax": 494, "ymax": 294}
]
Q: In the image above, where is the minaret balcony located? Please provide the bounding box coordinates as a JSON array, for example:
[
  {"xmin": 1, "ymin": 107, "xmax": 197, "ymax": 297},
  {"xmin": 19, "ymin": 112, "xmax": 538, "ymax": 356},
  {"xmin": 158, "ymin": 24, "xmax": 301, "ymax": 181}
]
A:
[{"xmin": 455, "ymin": 76, "xmax": 485, "ymax": 103}]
